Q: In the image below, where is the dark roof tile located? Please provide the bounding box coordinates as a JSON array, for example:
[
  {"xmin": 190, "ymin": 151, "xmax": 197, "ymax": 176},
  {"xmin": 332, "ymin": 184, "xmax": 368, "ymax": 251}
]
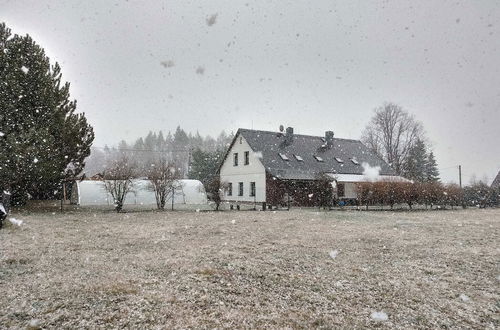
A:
[{"xmin": 237, "ymin": 128, "xmax": 396, "ymax": 180}]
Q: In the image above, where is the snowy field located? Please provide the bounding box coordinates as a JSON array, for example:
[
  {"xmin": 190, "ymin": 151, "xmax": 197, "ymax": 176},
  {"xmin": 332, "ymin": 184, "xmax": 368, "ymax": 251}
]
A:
[{"xmin": 1, "ymin": 208, "xmax": 499, "ymax": 328}]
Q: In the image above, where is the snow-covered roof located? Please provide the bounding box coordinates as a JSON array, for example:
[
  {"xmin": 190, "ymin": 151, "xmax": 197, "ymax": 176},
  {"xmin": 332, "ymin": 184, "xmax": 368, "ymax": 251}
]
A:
[{"xmin": 326, "ymin": 173, "xmax": 411, "ymax": 183}]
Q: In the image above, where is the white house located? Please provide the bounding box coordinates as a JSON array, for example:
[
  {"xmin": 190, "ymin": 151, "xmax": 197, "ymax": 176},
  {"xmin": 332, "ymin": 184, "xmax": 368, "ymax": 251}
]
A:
[{"xmin": 218, "ymin": 127, "xmax": 407, "ymax": 209}]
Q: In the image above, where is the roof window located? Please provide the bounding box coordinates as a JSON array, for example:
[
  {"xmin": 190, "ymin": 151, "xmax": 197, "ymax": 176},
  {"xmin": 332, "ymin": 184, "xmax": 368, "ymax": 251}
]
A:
[
  {"xmin": 279, "ymin": 153, "xmax": 289, "ymax": 161},
  {"xmin": 294, "ymin": 154, "xmax": 303, "ymax": 161},
  {"xmin": 351, "ymin": 158, "xmax": 360, "ymax": 165},
  {"xmin": 314, "ymin": 155, "xmax": 324, "ymax": 162},
  {"xmin": 335, "ymin": 157, "xmax": 344, "ymax": 163}
]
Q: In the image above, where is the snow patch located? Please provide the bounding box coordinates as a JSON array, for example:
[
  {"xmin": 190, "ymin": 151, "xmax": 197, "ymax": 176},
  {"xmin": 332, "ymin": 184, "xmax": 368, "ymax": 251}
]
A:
[
  {"xmin": 9, "ymin": 217, "xmax": 23, "ymax": 226},
  {"xmin": 21, "ymin": 66, "xmax": 29, "ymax": 74},
  {"xmin": 206, "ymin": 13, "xmax": 218, "ymax": 26},
  {"xmin": 370, "ymin": 311, "xmax": 388, "ymax": 321},
  {"xmin": 231, "ymin": 219, "xmax": 236, "ymax": 224},
  {"xmin": 329, "ymin": 249, "xmax": 339, "ymax": 259},
  {"xmin": 362, "ymin": 162, "xmax": 381, "ymax": 182},
  {"xmin": 459, "ymin": 294, "xmax": 470, "ymax": 302},
  {"xmin": 160, "ymin": 60, "xmax": 175, "ymax": 68},
  {"xmin": 0, "ymin": 131, "xmax": 4, "ymax": 137},
  {"xmin": 28, "ymin": 318, "xmax": 40, "ymax": 328}
]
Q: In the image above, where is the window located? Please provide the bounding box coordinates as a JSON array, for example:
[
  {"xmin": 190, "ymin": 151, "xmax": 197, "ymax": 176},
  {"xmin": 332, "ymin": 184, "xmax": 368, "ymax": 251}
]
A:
[
  {"xmin": 279, "ymin": 153, "xmax": 289, "ymax": 161},
  {"xmin": 294, "ymin": 154, "xmax": 303, "ymax": 161},
  {"xmin": 250, "ymin": 182, "xmax": 256, "ymax": 197},
  {"xmin": 337, "ymin": 183, "xmax": 345, "ymax": 197},
  {"xmin": 335, "ymin": 157, "xmax": 344, "ymax": 163},
  {"xmin": 238, "ymin": 182, "xmax": 244, "ymax": 196},
  {"xmin": 244, "ymin": 151, "xmax": 249, "ymax": 165},
  {"xmin": 351, "ymin": 158, "xmax": 359, "ymax": 165},
  {"xmin": 239, "ymin": 137, "xmax": 243, "ymax": 144},
  {"xmin": 233, "ymin": 153, "xmax": 238, "ymax": 166},
  {"xmin": 227, "ymin": 183, "xmax": 233, "ymax": 196},
  {"xmin": 314, "ymin": 155, "xmax": 324, "ymax": 162}
]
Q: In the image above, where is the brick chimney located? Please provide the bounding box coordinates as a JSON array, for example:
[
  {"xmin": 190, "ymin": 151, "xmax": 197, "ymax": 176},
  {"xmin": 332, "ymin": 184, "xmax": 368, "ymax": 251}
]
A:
[{"xmin": 325, "ymin": 131, "xmax": 334, "ymax": 147}]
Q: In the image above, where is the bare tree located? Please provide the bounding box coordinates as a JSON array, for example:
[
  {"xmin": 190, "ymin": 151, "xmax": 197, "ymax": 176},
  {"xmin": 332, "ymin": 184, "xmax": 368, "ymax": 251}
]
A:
[
  {"xmin": 103, "ymin": 156, "xmax": 136, "ymax": 212},
  {"xmin": 147, "ymin": 157, "xmax": 181, "ymax": 210},
  {"xmin": 361, "ymin": 103, "xmax": 424, "ymax": 175}
]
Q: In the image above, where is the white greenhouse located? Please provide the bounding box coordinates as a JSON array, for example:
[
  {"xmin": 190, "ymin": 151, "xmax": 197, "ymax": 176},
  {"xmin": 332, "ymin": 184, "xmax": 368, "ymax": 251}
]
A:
[{"xmin": 69, "ymin": 179, "xmax": 208, "ymax": 207}]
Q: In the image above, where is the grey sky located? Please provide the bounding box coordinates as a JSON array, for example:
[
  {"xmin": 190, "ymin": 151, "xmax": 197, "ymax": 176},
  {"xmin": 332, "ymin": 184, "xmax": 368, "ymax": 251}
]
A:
[{"xmin": 2, "ymin": 0, "xmax": 499, "ymax": 183}]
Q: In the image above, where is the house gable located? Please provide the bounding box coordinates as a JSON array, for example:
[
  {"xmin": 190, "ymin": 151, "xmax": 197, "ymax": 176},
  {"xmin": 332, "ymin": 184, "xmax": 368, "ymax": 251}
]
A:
[{"xmin": 219, "ymin": 132, "xmax": 267, "ymax": 203}]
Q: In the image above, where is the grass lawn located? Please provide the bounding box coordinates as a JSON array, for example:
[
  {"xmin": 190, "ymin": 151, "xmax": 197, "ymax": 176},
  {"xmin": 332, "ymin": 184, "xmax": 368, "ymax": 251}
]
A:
[{"xmin": 1, "ymin": 207, "xmax": 499, "ymax": 328}]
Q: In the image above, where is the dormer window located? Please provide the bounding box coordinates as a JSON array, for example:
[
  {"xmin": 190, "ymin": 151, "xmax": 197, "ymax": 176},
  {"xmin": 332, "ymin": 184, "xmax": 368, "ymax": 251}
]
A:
[
  {"xmin": 335, "ymin": 157, "xmax": 343, "ymax": 163},
  {"xmin": 314, "ymin": 155, "xmax": 324, "ymax": 162},
  {"xmin": 279, "ymin": 153, "xmax": 289, "ymax": 161},
  {"xmin": 351, "ymin": 158, "xmax": 359, "ymax": 165},
  {"xmin": 294, "ymin": 154, "xmax": 303, "ymax": 161}
]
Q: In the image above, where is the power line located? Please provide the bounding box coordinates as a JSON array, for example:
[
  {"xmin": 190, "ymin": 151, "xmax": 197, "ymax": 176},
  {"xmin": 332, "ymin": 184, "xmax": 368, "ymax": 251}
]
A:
[{"xmin": 91, "ymin": 146, "xmax": 192, "ymax": 153}]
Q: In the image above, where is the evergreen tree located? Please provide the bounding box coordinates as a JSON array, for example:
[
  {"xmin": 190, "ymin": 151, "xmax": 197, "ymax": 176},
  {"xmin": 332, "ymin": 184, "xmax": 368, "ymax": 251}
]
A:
[
  {"xmin": 425, "ymin": 151, "xmax": 440, "ymax": 182},
  {"xmin": 0, "ymin": 23, "xmax": 94, "ymax": 204},
  {"xmin": 188, "ymin": 148, "xmax": 224, "ymax": 189},
  {"xmin": 173, "ymin": 126, "xmax": 189, "ymax": 149},
  {"xmin": 403, "ymin": 139, "xmax": 427, "ymax": 182}
]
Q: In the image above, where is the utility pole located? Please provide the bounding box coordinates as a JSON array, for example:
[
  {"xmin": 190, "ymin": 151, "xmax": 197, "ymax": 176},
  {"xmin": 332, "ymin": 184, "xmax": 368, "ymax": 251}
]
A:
[{"xmin": 458, "ymin": 165, "xmax": 462, "ymax": 188}]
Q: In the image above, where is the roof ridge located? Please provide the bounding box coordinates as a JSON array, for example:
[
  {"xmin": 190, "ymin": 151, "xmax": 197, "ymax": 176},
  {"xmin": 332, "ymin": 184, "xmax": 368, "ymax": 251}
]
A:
[{"xmin": 238, "ymin": 128, "xmax": 361, "ymax": 143}]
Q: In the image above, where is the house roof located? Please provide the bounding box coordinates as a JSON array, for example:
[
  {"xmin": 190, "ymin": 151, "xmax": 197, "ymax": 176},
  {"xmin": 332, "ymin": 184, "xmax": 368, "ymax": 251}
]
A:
[
  {"xmin": 231, "ymin": 128, "xmax": 396, "ymax": 180},
  {"xmin": 491, "ymin": 170, "xmax": 500, "ymax": 188}
]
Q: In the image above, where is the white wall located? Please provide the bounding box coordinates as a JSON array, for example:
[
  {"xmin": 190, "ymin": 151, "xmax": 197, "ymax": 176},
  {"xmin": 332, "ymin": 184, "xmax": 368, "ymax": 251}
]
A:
[{"xmin": 220, "ymin": 134, "xmax": 266, "ymax": 203}]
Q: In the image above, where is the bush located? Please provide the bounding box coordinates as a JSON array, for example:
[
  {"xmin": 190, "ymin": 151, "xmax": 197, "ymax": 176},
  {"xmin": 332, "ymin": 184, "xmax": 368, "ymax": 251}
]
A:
[{"xmin": 355, "ymin": 180, "xmax": 487, "ymax": 209}]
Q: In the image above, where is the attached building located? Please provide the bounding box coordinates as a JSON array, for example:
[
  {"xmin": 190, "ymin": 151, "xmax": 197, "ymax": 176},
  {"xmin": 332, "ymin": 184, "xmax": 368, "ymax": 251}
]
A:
[{"xmin": 218, "ymin": 127, "xmax": 407, "ymax": 208}]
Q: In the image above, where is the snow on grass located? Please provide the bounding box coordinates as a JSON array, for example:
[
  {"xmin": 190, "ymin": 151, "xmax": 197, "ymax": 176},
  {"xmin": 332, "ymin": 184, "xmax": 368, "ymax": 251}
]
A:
[
  {"xmin": 329, "ymin": 249, "xmax": 339, "ymax": 259},
  {"xmin": 370, "ymin": 311, "xmax": 388, "ymax": 321},
  {"xmin": 8, "ymin": 217, "xmax": 23, "ymax": 226},
  {"xmin": 459, "ymin": 294, "xmax": 470, "ymax": 302},
  {"xmin": 28, "ymin": 319, "xmax": 41, "ymax": 329}
]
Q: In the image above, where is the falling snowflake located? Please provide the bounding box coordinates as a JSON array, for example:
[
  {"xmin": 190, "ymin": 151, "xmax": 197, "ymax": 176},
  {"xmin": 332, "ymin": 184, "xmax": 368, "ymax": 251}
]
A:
[
  {"xmin": 196, "ymin": 66, "xmax": 205, "ymax": 75},
  {"xmin": 21, "ymin": 66, "xmax": 29, "ymax": 74},
  {"xmin": 206, "ymin": 13, "xmax": 218, "ymax": 26},
  {"xmin": 160, "ymin": 60, "xmax": 175, "ymax": 68}
]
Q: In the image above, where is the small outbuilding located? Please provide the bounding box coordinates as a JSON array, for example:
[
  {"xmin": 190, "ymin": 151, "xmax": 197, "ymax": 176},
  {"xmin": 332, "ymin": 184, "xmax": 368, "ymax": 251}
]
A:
[{"xmin": 70, "ymin": 179, "xmax": 207, "ymax": 207}]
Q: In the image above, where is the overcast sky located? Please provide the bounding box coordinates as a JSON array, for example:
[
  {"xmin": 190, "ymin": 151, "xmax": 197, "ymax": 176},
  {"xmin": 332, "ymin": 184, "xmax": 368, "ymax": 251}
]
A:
[{"xmin": 2, "ymin": 0, "xmax": 499, "ymax": 183}]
